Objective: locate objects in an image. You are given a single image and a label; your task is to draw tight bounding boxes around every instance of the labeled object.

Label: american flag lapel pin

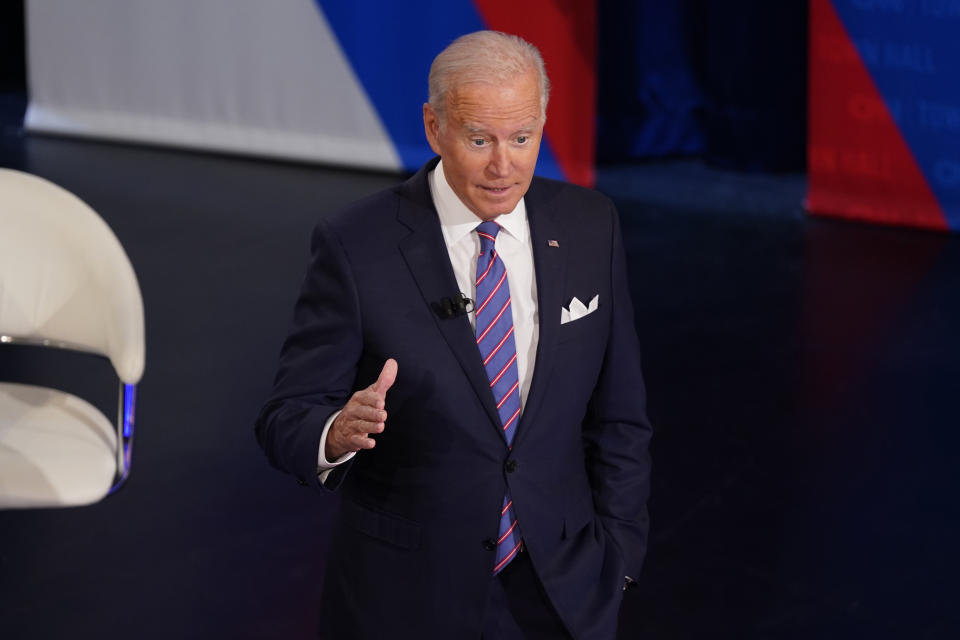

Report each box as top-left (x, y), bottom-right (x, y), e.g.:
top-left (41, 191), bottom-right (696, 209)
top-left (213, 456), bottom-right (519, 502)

top-left (547, 239), bottom-right (559, 248)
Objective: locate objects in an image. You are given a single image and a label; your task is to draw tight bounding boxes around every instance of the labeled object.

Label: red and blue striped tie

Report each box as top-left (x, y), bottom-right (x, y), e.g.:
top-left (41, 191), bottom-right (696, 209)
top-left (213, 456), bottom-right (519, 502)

top-left (474, 221), bottom-right (523, 574)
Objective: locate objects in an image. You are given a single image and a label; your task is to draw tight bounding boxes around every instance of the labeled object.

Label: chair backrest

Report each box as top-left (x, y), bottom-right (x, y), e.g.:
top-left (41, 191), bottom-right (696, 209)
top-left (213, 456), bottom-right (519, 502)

top-left (0, 169), bottom-right (145, 383)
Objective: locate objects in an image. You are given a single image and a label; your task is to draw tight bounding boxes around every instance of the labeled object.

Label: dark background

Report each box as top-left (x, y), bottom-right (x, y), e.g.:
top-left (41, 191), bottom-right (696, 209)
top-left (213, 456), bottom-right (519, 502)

top-left (597, 0), bottom-right (807, 171)
top-left (3, 2), bottom-right (959, 638)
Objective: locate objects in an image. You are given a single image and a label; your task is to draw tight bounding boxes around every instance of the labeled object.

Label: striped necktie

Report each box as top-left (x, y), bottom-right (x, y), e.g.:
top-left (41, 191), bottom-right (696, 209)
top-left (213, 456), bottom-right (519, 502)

top-left (474, 221), bottom-right (523, 574)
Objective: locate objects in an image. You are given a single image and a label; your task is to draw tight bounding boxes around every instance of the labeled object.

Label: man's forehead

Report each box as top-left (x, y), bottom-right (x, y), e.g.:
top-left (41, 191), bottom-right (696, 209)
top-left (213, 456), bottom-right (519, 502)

top-left (448, 70), bottom-right (538, 96)
top-left (445, 72), bottom-right (540, 104)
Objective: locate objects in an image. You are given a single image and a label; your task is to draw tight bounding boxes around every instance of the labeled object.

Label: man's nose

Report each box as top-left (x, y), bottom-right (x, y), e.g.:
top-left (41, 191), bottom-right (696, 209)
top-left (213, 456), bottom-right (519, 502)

top-left (487, 144), bottom-right (510, 177)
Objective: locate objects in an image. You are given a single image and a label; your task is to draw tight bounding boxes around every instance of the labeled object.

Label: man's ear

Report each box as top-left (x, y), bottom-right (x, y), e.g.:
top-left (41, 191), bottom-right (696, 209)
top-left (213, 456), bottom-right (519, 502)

top-left (423, 103), bottom-right (442, 156)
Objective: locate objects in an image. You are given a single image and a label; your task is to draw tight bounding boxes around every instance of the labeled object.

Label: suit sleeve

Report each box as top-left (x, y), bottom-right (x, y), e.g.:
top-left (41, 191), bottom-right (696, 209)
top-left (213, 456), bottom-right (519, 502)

top-left (255, 219), bottom-right (362, 492)
top-left (582, 201), bottom-right (653, 579)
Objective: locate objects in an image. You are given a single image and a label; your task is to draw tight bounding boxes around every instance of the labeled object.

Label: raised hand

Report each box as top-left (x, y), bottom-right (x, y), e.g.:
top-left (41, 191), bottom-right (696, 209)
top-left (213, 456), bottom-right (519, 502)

top-left (325, 359), bottom-right (398, 461)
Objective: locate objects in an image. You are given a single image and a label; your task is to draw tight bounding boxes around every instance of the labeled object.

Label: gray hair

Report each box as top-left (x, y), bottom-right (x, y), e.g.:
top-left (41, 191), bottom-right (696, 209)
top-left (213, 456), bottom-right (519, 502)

top-left (428, 31), bottom-right (550, 126)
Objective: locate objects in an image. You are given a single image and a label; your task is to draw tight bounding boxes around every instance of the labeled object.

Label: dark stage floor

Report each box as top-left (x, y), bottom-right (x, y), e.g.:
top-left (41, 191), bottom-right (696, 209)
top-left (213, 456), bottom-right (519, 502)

top-left (1, 131), bottom-right (958, 639)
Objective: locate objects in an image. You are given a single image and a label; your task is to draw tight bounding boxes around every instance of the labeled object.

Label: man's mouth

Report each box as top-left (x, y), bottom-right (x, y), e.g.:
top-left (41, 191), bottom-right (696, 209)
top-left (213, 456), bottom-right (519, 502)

top-left (480, 185), bottom-right (512, 194)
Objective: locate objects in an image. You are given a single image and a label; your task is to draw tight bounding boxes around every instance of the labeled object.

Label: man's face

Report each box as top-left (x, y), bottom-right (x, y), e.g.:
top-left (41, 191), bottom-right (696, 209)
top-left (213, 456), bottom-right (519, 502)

top-left (423, 70), bottom-right (544, 221)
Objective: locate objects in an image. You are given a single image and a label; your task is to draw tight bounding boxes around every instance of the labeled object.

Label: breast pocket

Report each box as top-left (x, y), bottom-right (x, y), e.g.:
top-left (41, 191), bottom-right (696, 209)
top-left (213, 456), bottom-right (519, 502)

top-left (558, 308), bottom-right (605, 344)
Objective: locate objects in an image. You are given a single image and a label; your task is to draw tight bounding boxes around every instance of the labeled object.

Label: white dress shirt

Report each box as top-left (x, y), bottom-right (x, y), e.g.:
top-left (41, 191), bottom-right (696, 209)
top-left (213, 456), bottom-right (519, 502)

top-left (317, 160), bottom-right (540, 478)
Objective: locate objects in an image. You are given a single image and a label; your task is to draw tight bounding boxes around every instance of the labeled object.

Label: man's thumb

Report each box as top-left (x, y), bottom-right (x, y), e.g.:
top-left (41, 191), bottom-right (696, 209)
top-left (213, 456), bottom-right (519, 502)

top-left (372, 358), bottom-right (398, 395)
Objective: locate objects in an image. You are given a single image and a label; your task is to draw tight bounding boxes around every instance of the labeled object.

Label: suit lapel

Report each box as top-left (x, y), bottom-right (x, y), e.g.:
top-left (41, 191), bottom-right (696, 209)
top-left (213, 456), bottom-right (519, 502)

top-left (396, 162), bottom-right (504, 435)
top-left (514, 180), bottom-right (566, 450)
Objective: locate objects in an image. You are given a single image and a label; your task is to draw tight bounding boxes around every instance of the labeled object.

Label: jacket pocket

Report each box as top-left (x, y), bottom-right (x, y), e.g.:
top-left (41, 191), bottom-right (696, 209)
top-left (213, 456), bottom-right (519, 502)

top-left (341, 499), bottom-right (422, 550)
top-left (558, 308), bottom-right (604, 344)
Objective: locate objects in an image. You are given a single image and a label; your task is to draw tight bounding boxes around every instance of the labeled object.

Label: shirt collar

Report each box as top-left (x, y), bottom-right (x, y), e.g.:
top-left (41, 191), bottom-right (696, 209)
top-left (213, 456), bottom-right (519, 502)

top-left (428, 159), bottom-right (528, 248)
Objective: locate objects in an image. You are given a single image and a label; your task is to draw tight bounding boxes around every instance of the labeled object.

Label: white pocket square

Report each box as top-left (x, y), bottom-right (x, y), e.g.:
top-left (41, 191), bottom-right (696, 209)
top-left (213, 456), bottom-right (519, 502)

top-left (561, 294), bottom-right (599, 324)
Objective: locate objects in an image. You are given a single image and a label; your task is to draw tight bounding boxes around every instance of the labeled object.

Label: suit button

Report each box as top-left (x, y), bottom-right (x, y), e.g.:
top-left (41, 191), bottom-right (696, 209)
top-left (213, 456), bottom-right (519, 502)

top-left (482, 538), bottom-right (497, 551)
top-left (505, 459), bottom-right (519, 473)
top-left (296, 478), bottom-right (308, 487)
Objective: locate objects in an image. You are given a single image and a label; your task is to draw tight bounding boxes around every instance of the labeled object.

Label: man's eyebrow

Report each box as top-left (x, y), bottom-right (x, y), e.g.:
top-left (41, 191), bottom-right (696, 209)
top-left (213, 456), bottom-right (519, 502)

top-left (461, 121), bottom-right (539, 135)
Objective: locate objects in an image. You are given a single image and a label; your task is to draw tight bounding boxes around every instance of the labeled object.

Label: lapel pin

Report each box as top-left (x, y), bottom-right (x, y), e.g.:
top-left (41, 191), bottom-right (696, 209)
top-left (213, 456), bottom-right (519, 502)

top-left (547, 240), bottom-right (559, 248)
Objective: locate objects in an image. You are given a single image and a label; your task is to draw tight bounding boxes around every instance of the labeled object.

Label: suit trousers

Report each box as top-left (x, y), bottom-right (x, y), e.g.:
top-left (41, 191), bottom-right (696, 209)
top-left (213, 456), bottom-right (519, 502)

top-left (482, 549), bottom-right (573, 640)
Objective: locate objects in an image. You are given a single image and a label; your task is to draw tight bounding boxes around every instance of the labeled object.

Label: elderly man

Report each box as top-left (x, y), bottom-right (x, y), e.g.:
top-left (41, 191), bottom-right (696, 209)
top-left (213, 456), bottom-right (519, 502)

top-left (256, 31), bottom-right (651, 639)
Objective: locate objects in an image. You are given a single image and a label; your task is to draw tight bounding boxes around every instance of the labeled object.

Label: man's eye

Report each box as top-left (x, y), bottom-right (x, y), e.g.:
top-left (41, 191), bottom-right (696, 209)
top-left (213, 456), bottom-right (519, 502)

top-left (472, 139), bottom-right (486, 146)
top-left (516, 136), bottom-right (528, 144)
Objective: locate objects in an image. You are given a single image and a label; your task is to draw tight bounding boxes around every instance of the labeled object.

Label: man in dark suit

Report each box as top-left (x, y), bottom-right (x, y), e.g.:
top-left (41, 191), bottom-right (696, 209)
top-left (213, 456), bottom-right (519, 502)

top-left (256, 31), bottom-right (652, 639)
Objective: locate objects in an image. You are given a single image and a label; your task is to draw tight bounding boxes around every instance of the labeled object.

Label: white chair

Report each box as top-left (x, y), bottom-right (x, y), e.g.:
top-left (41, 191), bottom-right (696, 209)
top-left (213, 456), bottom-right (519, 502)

top-left (0, 169), bottom-right (145, 508)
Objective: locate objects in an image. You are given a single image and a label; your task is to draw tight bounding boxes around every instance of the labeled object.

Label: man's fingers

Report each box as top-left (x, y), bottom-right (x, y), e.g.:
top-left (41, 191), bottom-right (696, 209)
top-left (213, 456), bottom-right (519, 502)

top-left (344, 403), bottom-right (386, 424)
top-left (351, 388), bottom-right (385, 410)
top-left (328, 415), bottom-right (382, 457)
top-left (343, 424), bottom-right (378, 449)
top-left (372, 358), bottom-right (398, 395)
top-left (353, 435), bottom-right (377, 450)
top-left (345, 418), bottom-right (384, 435)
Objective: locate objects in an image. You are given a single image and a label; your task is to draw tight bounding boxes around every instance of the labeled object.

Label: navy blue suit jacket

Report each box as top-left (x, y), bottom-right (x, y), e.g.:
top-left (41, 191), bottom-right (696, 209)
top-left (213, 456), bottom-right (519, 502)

top-left (256, 158), bottom-right (652, 639)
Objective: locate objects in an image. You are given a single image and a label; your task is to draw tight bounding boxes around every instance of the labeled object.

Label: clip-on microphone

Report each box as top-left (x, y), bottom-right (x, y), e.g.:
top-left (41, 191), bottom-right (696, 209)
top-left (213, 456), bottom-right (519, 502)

top-left (432, 294), bottom-right (474, 319)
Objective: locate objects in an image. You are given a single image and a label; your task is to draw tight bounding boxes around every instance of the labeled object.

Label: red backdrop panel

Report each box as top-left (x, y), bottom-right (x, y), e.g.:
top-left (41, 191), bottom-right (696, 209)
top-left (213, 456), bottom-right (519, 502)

top-left (807, 0), bottom-right (947, 231)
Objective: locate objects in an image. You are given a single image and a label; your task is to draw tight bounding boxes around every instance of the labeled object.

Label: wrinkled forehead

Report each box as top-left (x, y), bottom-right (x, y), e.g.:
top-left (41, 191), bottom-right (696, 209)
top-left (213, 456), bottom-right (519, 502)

top-left (445, 77), bottom-right (543, 126)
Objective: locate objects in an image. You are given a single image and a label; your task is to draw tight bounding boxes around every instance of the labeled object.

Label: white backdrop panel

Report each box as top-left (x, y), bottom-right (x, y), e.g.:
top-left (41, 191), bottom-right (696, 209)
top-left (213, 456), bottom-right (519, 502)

top-left (25, 0), bottom-right (401, 171)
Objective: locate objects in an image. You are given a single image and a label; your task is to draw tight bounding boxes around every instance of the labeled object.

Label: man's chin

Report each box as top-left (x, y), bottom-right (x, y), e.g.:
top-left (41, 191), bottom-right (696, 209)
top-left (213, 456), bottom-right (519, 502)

top-left (472, 195), bottom-right (522, 220)
top-left (475, 206), bottom-right (518, 221)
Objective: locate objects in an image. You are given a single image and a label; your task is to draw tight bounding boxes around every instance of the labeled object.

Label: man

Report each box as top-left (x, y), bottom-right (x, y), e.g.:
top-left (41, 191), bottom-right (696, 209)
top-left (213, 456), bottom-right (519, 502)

top-left (256, 31), bottom-right (651, 639)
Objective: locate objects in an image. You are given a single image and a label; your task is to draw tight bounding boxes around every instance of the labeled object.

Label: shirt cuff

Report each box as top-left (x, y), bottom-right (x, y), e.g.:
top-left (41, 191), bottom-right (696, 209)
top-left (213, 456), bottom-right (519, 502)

top-left (317, 409), bottom-right (356, 475)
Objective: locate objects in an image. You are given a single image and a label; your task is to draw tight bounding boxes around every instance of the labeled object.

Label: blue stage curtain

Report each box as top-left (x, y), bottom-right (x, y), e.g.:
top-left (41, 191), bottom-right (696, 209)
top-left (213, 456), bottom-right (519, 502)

top-left (597, 1), bottom-right (706, 163)
top-left (597, 0), bottom-right (807, 172)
